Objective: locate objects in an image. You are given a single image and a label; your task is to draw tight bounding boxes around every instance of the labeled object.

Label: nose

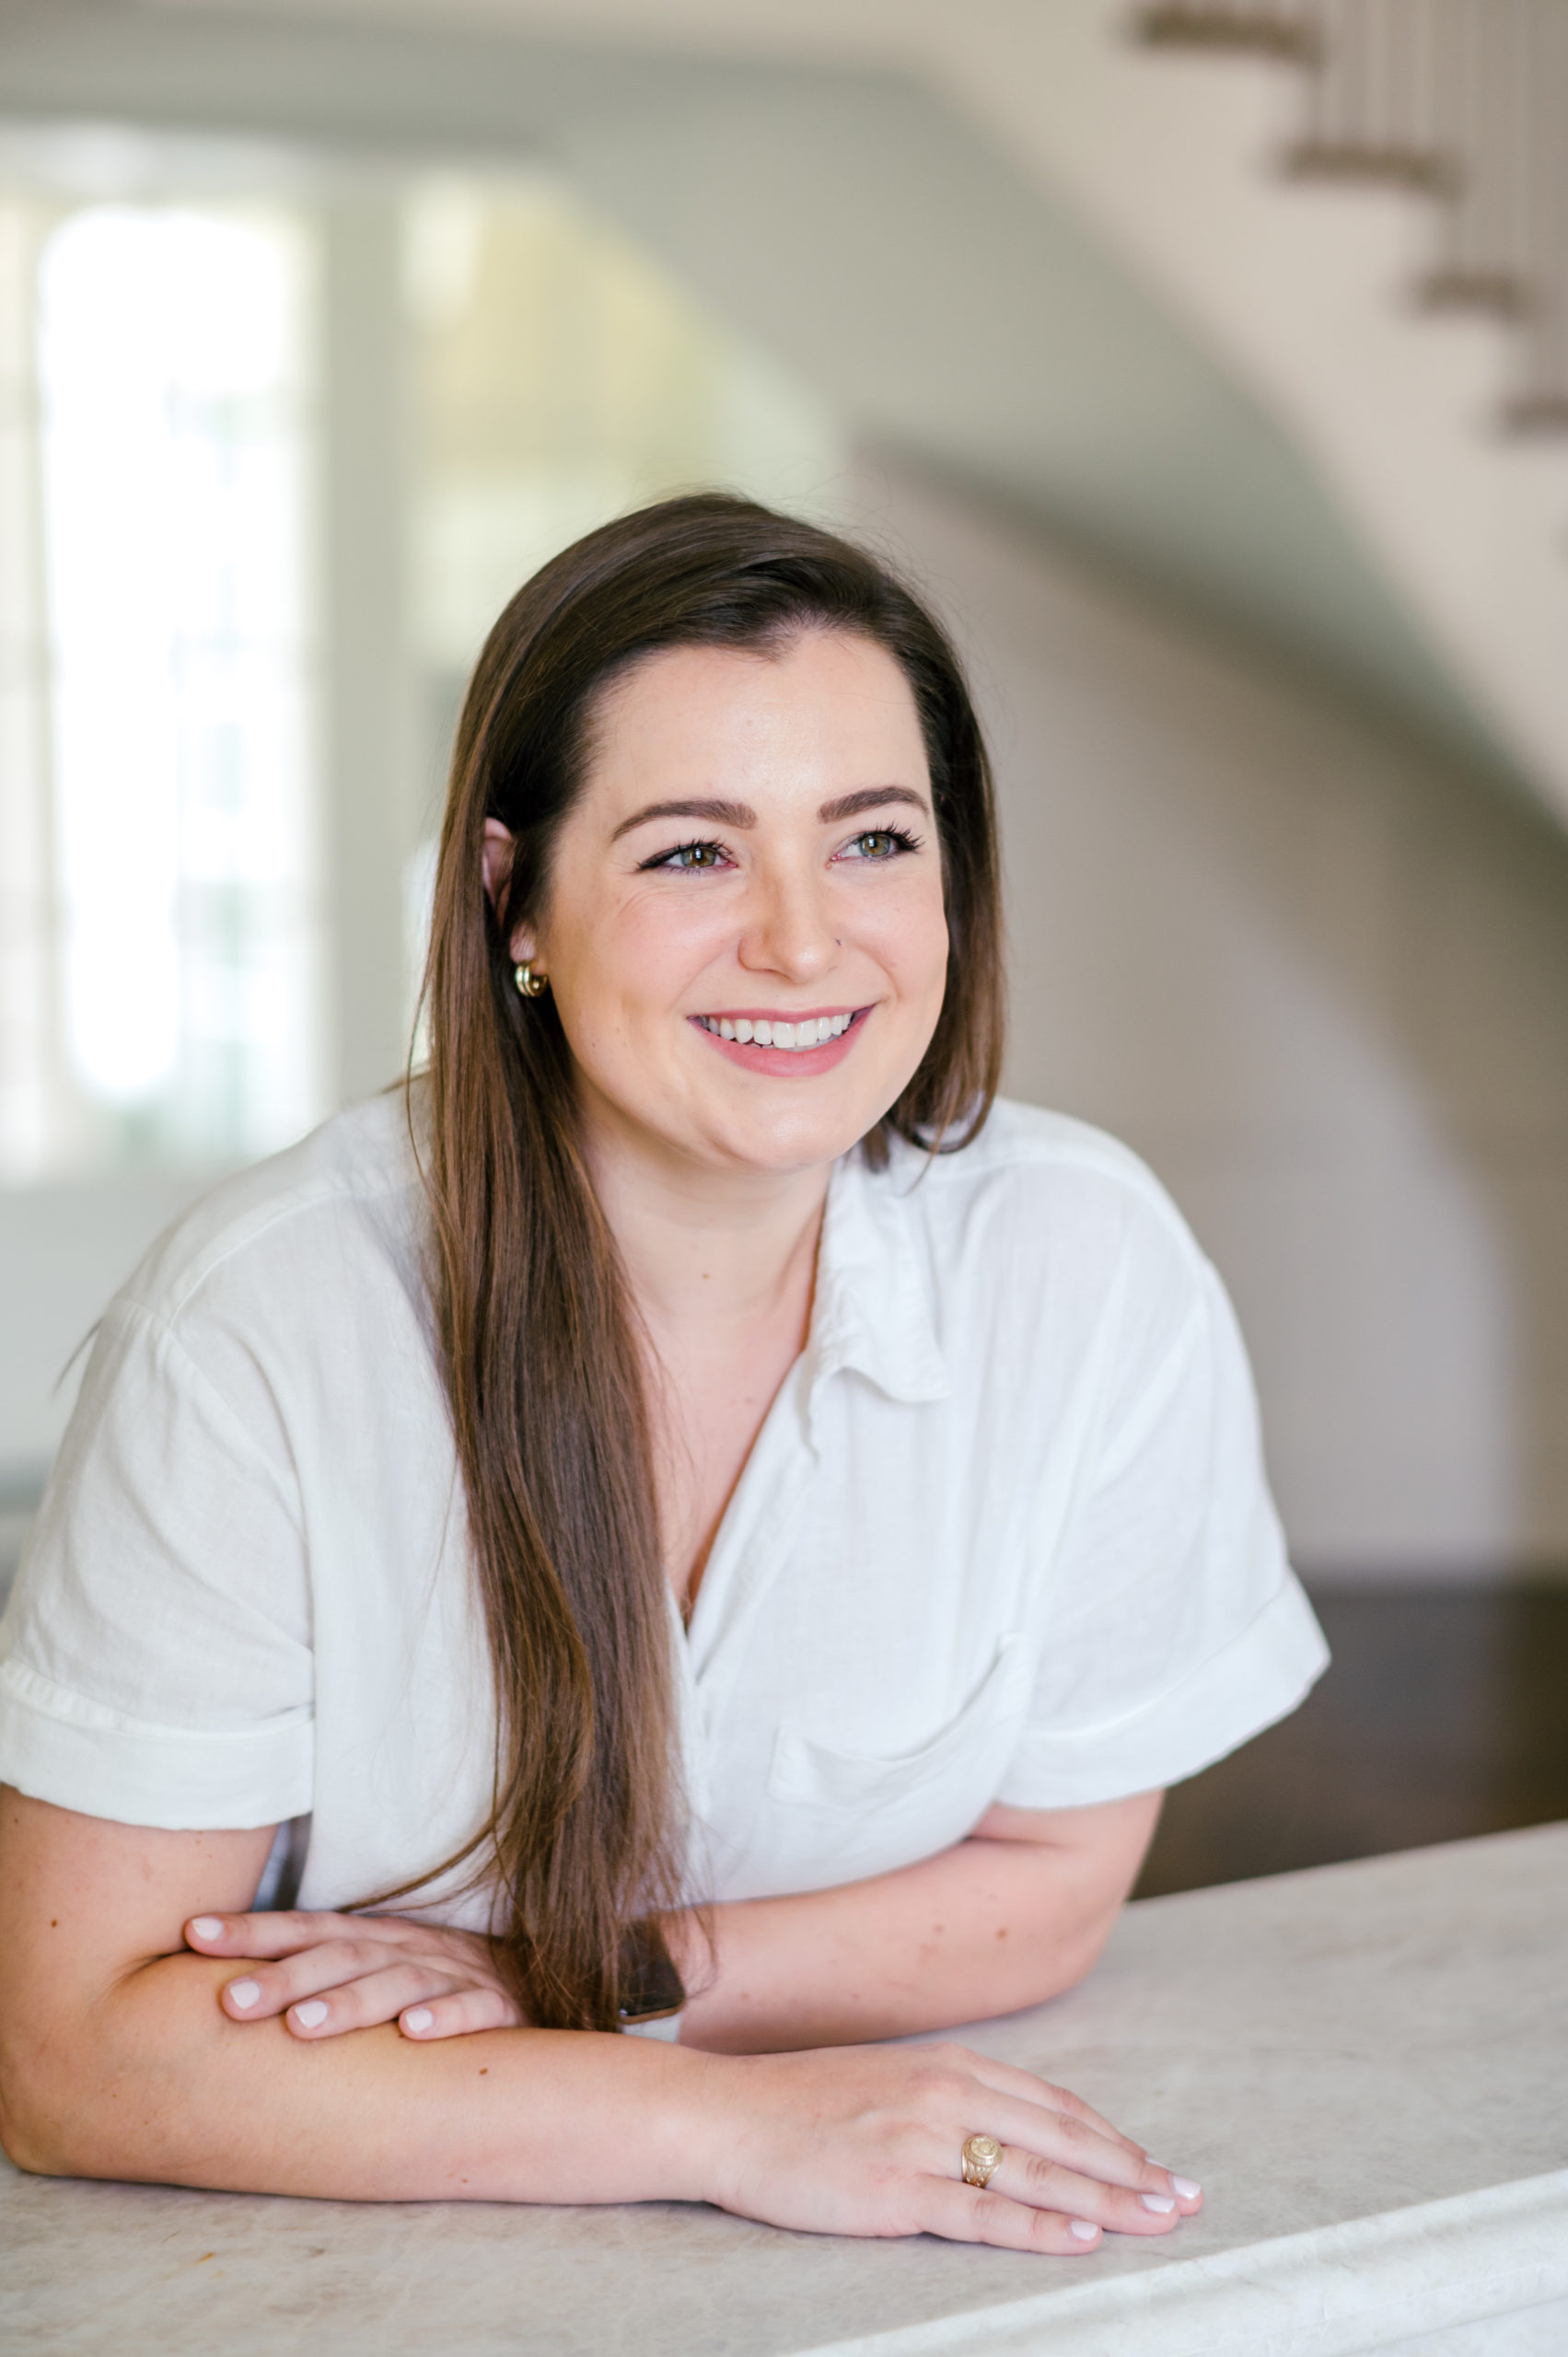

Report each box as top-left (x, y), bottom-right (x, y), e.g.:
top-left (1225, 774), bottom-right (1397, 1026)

top-left (736, 851), bottom-right (840, 982)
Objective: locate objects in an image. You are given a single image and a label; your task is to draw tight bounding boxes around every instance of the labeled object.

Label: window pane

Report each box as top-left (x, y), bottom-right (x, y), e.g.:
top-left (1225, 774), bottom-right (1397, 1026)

top-left (33, 201), bottom-right (322, 1167)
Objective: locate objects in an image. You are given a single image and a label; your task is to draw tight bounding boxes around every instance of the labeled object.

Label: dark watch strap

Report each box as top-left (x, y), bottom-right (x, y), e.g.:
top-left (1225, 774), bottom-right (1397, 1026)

top-left (617, 1918), bottom-right (686, 2025)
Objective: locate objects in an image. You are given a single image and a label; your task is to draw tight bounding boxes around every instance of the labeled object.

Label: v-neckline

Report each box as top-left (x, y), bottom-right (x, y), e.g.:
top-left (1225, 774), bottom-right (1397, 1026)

top-left (674, 1337), bottom-right (816, 1672)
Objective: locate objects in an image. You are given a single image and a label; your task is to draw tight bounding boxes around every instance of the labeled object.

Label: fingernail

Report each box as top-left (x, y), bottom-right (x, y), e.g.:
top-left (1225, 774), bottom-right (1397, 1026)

top-left (226, 1978), bottom-right (261, 2011)
top-left (1172, 2177), bottom-right (1202, 2200)
top-left (1069, 2219), bottom-right (1099, 2242)
top-left (403, 2007), bottom-right (435, 2034)
top-left (1140, 2193), bottom-right (1177, 2213)
top-left (190, 1916), bottom-right (224, 1940)
top-left (292, 2000), bottom-right (330, 2028)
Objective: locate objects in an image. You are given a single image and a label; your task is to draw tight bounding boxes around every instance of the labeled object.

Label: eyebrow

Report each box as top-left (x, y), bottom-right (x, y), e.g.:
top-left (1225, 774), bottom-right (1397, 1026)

top-left (818, 785), bottom-right (929, 824)
top-left (610, 784), bottom-right (929, 842)
top-left (611, 797), bottom-right (755, 842)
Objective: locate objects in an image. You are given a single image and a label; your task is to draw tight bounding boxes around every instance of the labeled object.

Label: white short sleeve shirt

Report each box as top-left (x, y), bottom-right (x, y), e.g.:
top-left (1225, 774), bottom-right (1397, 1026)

top-left (0, 1093), bottom-right (1327, 1918)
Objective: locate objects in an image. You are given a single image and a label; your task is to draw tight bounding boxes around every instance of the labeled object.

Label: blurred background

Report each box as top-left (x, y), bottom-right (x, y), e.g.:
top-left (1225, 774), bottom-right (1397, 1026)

top-left (1, 0), bottom-right (1565, 1891)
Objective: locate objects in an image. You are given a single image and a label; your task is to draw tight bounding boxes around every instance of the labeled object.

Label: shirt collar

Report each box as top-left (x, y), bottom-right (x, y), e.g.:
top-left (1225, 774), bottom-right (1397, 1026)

top-left (806, 1136), bottom-right (950, 1413)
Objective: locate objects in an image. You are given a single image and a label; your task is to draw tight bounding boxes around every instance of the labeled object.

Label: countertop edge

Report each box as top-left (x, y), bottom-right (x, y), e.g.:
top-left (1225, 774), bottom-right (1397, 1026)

top-left (799, 2167), bottom-right (1568, 2357)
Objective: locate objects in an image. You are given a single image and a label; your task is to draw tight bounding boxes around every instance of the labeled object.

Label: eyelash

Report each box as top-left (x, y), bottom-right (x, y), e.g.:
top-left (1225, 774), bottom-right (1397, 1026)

top-left (638, 826), bottom-right (923, 875)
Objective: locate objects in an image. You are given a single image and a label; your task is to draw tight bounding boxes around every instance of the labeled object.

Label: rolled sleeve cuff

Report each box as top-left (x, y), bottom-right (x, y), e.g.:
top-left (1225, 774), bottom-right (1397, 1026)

top-left (0, 1658), bottom-right (314, 1829)
top-left (994, 1574), bottom-right (1330, 1810)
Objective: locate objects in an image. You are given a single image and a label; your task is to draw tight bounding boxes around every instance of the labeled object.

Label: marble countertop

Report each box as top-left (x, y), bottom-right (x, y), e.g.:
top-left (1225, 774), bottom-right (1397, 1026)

top-left (4, 1822), bottom-right (1567, 2356)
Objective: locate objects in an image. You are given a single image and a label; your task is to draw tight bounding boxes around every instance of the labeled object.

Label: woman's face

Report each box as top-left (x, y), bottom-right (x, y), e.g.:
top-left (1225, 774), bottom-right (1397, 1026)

top-left (488, 629), bottom-right (950, 1179)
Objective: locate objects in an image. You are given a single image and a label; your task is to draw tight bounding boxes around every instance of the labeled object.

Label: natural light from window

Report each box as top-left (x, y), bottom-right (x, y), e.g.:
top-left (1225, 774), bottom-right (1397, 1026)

top-left (0, 150), bottom-right (843, 1186)
top-left (29, 202), bottom-right (321, 1170)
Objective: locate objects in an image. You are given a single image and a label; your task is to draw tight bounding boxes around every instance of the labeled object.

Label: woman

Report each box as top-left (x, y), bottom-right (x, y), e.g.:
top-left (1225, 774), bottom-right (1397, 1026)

top-left (0, 495), bottom-right (1325, 2250)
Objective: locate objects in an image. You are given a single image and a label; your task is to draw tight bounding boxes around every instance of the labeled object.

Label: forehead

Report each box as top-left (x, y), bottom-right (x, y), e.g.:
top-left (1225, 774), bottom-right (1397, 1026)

top-left (582, 631), bottom-right (928, 804)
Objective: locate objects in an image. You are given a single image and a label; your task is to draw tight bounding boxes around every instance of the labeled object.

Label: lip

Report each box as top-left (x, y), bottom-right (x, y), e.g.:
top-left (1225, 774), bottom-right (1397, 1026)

top-left (687, 1005), bottom-right (871, 1076)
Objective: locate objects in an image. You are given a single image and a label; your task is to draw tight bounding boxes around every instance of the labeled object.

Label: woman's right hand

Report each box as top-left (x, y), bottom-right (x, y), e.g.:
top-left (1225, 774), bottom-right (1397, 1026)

top-left (699, 2039), bottom-right (1202, 2252)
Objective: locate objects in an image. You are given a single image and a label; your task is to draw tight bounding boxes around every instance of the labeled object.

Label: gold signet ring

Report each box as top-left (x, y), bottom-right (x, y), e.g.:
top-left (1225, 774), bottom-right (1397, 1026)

top-left (960, 2133), bottom-right (1004, 2189)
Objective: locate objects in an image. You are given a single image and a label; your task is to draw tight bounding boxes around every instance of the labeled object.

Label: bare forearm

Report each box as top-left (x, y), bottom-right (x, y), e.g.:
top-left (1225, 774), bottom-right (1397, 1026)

top-left (1, 1792), bottom-right (1196, 2246)
top-left (6, 1949), bottom-right (714, 2202)
top-left (679, 1830), bottom-right (1129, 2055)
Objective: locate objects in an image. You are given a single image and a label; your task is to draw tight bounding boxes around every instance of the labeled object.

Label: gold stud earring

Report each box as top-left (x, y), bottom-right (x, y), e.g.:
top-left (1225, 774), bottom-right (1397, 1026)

top-left (513, 959), bottom-right (548, 999)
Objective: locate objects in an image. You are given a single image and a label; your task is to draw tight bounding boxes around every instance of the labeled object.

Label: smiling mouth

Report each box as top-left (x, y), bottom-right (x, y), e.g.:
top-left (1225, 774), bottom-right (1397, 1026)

top-left (691, 1009), bottom-right (864, 1054)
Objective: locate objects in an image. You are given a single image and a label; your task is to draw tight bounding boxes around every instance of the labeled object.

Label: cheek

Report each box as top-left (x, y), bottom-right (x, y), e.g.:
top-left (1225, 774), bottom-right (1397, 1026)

top-left (552, 886), bottom-right (726, 1048)
top-left (612, 884), bottom-right (734, 970)
top-left (861, 878), bottom-right (950, 1004)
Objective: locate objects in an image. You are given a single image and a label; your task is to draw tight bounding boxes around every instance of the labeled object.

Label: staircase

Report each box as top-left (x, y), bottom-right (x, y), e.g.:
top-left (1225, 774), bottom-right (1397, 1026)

top-left (1136, 1), bottom-right (1568, 434)
top-left (913, 0), bottom-right (1568, 823)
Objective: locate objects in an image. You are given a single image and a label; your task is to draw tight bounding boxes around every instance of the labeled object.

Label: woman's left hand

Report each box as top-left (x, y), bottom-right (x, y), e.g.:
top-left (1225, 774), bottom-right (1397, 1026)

top-left (184, 1908), bottom-right (526, 2040)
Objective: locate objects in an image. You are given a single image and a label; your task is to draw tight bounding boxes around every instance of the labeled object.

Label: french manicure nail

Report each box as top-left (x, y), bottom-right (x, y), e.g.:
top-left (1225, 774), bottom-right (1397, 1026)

top-left (1172, 2176), bottom-right (1202, 2200)
top-left (293, 2000), bottom-right (330, 2028)
top-left (190, 1916), bottom-right (224, 1940)
top-left (226, 1978), bottom-right (261, 2010)
top-left (1069, 2219), bottom-right (1098, 2242)
top-left (403, 2007), bottom-right (435, 2034)
top-left (1140, 2193), bottom-right (1177, 2213)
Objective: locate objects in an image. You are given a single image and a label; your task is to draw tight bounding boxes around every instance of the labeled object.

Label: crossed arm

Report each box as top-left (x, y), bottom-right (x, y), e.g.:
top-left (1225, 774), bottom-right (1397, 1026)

top-left (0, 1782), bottom-right (1200, 2250)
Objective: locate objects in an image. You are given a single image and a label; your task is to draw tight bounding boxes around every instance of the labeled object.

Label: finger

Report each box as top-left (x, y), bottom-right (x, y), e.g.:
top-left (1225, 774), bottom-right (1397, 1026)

top-left (970, 2068), bottom-right (1203, 2203)
top-left (984, 2145), bottom-right (1188, 2236)
top-left (1144, 2160), bottom-right (1205, 2212)
top-left (285, 1962), bottom-right (473, 2038)
top-left (958, 2053), bottom-right (1144, 2154)
top-left (188, 1910), bottom-right (397, 1960)
top-left (917, 2178), bottom-right (1103, 2255)
top-left (217, 1937), bottom-right (445, 2023)
top-left (950, 2093), bottom-right (1173, 2199)
top-left (399, 1986), bottom-right (523, 2039)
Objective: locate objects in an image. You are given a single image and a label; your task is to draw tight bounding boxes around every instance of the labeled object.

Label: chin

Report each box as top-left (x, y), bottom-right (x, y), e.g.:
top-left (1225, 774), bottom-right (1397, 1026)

top-left (695, 1086), bottom-right (901, 1175)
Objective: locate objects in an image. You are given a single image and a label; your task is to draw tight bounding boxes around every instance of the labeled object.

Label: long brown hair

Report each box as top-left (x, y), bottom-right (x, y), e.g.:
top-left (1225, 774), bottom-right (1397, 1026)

top-left (417, 493), bottom-right (1005, 2030)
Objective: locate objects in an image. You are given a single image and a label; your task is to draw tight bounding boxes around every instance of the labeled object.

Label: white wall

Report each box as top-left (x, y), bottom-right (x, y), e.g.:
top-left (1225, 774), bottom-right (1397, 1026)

top-left (850, 457), bottom-right (1568, 1577)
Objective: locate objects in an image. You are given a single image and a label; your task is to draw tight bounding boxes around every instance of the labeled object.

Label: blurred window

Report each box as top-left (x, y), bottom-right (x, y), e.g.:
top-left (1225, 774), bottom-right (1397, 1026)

top-left (399, 175), bottom-right (844, 1031)
top-left (405, 175), bottom-right (842, 682)
top-left (0, 154), bottom-right (842, 1183)
top-left (1, 196), bottom-right (323, 1180)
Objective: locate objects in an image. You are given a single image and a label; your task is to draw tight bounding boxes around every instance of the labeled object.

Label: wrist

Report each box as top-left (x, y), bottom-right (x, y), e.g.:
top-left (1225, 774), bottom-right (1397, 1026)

top-left (638, 2043), bottom-right (738, 2206)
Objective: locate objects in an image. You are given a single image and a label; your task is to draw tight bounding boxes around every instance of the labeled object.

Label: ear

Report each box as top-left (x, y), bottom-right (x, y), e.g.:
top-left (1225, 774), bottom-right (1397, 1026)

top-left (481, 818), bottom-right (514, 911)
top-left (482, 819), bottom-right (538, 964)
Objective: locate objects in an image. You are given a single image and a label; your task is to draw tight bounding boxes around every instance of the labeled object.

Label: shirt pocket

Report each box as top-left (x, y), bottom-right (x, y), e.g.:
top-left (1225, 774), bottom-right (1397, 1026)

top-left (758, 1633), bottom-right (1034, 1891)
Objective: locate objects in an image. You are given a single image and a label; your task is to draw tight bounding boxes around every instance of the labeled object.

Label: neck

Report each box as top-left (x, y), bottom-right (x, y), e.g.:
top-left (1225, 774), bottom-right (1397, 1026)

top-left (576, 1096), bottom-right (834, 1346)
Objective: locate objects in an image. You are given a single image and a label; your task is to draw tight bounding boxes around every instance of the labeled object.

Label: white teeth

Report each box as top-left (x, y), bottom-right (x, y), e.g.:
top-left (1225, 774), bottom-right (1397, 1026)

top-left (700, 1012), bottom-right (857, 1049)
